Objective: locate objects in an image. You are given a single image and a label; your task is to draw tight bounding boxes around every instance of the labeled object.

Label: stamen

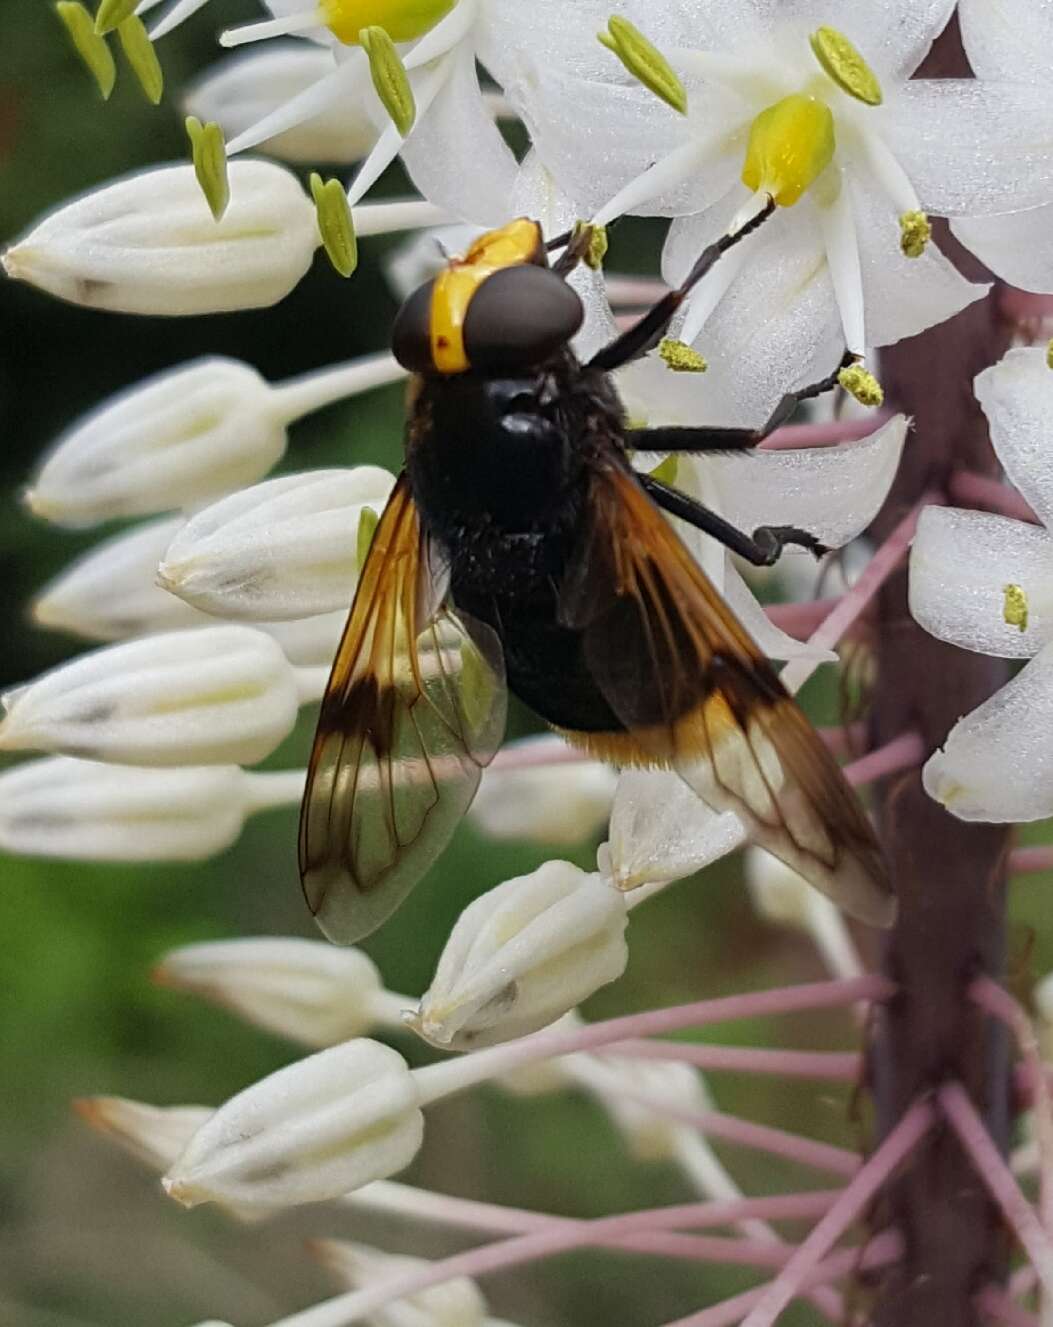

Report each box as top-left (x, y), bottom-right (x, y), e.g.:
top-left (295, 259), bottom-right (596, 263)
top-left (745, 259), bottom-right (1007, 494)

top-left (678, 239), bottom-right (751, 346)
top-left (226, 53), bottom-right (366, 156)
top-left (597, 16), bottom-right (687, 115)
top-left (1003, 584), bottom-right (1029, 632)
top-left (220, 10), bottom-right (323, 49)
top-left (819, 175), bottom-right (866, 355)
top-left (592, 139), bottom-right (707, 227)
top-left (150, 0), bottom-right (215, 40)
top-left (809, 26), bottom-right (882, 106)
top-left (343, 56), bottom-right (447, 208)
top-left (116, 15), bottom-right (163, 104)
top-left (899, 209), bottom-right (931, 258)
top-left (659, 339), bottom-right (706, 372)
top-left (858, 123), bottom-right (923, 214)
top-left (311, 173), bottom-right (358, 277)
top-left (55, 1), bottom-right (116, 100)
top-left (360, 25), bottom-right (415, 135)
top-left (837, 363), bottom-right (884, 407)
top-left (741, 94), bottom-right (835, 207)
top-left (185, 116), bottom-right (229, 221)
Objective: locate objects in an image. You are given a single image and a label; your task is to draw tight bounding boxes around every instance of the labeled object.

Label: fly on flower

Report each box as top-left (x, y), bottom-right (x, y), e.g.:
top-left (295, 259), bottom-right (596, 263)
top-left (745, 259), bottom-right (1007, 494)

top-left (299, 208), bottom-right (895, 943)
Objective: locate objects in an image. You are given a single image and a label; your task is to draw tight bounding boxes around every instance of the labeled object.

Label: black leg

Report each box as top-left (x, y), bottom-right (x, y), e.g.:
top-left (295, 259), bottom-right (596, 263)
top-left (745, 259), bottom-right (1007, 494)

top-left (625, 349), bottom-right (860, 455)
top-left (589, 195), bottom-right (776, 373)
top-left (639, 473), bottom-right (829, 566)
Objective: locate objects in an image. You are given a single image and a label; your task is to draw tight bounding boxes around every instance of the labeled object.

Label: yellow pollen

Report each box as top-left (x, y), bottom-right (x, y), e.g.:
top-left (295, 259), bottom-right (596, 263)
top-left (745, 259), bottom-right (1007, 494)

top-left (838, 363), bottom-right (884, 407)
top-left (1003, 583), bottom-right (1029, 632)
top-left (741, 94), bottom-right (836, 207)
top-left (658, 338), bottom-right (706, 372)
top-left (319, 0), bottom-right (454, 45)
top-left (1047, 338), bottom-right (1053, 370)
top-left (899, 210), bottom-right (931, 258)
top-left (809, 26), bottom-right (883, 105)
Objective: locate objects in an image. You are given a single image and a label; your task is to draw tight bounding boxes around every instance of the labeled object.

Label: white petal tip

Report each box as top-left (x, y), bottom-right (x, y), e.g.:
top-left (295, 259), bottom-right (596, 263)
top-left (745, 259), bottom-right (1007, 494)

top-left (161, 1173), bottom-right (201, 1208)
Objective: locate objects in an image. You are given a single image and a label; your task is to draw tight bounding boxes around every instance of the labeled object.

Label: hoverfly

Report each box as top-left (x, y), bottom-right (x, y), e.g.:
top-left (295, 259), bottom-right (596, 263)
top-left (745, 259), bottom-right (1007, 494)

top-left (299, 205), bottom-right (894, 943)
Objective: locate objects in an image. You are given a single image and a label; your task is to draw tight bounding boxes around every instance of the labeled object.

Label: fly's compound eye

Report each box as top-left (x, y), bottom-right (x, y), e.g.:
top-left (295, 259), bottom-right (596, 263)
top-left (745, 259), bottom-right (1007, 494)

top-left (463, 266), bottom-right (584, 373)
top-left (391, 278), bottom-right (436, 372)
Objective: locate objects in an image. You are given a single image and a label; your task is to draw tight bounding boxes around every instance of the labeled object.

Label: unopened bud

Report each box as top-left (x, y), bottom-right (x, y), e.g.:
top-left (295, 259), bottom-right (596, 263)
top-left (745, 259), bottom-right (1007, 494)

top-left (154, 937), bottom-right (398, 1048)
top-left (310, 1239), bottom-right (488, 1327)
top-left (159, 467), bottom-right (396, 621)
top-left (164, 1039), bottom-right (423, 1208)
top-left (0, 626), bottom-right (301, 767)
top-left (74, 1095), bottom-right (209, 1172)
top-left (411, 862), bottom-right (628, 1051)
top-left (32, 518), bottom-right (207, 639)
top-left (3, 161), bottom-right (318, 315)
top-left (0, 757), bottom-right (253, 860)
top-left (469, 759), bottom-right (616, 845)
top-left (25, 358), bottom-right (287, 526)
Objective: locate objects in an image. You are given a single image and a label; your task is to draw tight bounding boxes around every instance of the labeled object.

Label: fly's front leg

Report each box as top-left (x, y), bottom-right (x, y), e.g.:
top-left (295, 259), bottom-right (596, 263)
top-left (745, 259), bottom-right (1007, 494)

top-left (639, 474), bottom-right (829, 567)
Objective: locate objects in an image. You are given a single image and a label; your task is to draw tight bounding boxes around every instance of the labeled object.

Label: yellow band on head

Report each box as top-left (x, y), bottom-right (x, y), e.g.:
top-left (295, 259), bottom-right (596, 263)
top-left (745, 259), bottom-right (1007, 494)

top-left (429, 218), bottom-right (543, 374)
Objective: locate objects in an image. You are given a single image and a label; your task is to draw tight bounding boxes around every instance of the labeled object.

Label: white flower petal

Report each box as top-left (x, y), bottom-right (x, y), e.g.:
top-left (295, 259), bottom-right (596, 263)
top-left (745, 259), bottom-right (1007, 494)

top-left (26, 358), bottom-right (286, 527)
top-left (469, 760), bottom-right (617, 845)
top-left (975, 346), bottom-right (1053, 530)
top-left (0, 757), bottom-right (250, 860)
top-left (605, 769), bottom-right (745, 891)
top-left (33, 518), bottom-right (208, 641)
top-left (882, 81), bottom-right (1053, 218)
top-left (400, 47), bottom-right (518, 226)
top-left (2, 162), bottom-right (318, 315)
top-left (848, 169), bottom-right (989, 346)
top-left (155, 937), bottom-right (387, 1049)
top-left (0, 626), bottom-right (301, 767)
top-left (185, 45), bottom-right (379, 164)
top-left (909, 506), bottom-right (1053, 658)
top-left (707, 415), bottom-right (908, 547)
top-left (165, 1040), bottom-right (423, 1208)
top-left (722, 563), bottom-right (838, 666)
top-left (159, 467), bottom-right (395, 621)
top-left (952, 204), bottom-right (1053, 296)
top-left (413, 862), bottom-right (628, 1050)
top-left (924, 640), bottom-right (1053, 822)
top-left (958, 0), bottom-right (1053, 84)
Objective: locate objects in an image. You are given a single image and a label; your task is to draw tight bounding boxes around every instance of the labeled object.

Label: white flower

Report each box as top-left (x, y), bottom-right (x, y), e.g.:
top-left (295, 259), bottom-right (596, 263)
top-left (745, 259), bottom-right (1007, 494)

top-left (911, 347), bottom-right (1053, 820)
top-left (511, 1), bottom-right (1053, 419)
top-left (74, 1095), bottom-right (209, 1173)
top-left (0, 626), bottom-right (304, 767)
top-left (411, 861), bottom-right (629, 1051)
top-left (310, 1239), bottom-right (489, 1327)
top-left (185, 44), bottom-right (380, 164)
top-left (164, 1039), bottom-right (424, 1208)
top-left (0, 757), bottom-right (270, 861)
top-left (468, 751), bottom-right (617, 845)
top-left (25, 351), bottom-right (404, 530)
top-left (32, 518), bottom-right (208, 639)
top-left (159, 466), bottom-right (396, 622)
top-left (154, 937), bottom-right (406, 1048)
top-left (3, 161), bottom-right (319, 315)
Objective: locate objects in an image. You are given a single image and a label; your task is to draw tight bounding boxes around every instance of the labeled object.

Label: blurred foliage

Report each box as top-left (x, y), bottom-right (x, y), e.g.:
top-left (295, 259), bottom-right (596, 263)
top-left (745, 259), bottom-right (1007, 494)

top-left (2, 6), bottom-right (1050, 1327)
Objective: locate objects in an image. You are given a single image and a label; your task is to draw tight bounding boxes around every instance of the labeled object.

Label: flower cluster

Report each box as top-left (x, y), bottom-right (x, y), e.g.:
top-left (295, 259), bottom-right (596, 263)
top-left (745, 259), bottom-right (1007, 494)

top-left (8, 0), bottom-right (1053, 1323)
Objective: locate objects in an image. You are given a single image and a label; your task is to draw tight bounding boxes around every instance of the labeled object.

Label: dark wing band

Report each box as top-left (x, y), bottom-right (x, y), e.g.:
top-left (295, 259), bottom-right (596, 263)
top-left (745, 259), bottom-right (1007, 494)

top-left (299, 474), bottom-right (506, 943)
top-left (560, 457), bottom-right (894, 928)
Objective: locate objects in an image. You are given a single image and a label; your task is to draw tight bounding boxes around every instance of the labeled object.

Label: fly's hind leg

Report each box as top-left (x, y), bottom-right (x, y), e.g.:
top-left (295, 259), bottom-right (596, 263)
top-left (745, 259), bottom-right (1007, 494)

top-left (639, 473), bottom-right (829, 567)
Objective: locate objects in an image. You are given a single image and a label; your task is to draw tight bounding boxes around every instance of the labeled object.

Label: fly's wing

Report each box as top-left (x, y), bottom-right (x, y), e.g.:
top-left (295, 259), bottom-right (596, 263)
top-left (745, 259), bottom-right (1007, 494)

top-left (561, 457), bottom-right (894, 928)
top-left (299, 474), bottom-right (506, 943)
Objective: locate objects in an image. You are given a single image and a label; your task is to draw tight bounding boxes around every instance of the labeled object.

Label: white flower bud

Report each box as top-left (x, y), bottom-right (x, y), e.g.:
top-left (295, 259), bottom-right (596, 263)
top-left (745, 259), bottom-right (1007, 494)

top-left (603, 770), bottom-right (745, 891)
top-left (2, 161), bottom-right (318, 315)
top-left (154, 937), bottom-right (402, 1048)
top-left (74, 1095), bottom-right (209, 1172)
top-left (0, 757), bottom-right (253, 860)
top-left (744, 846), bottom-right (817, 928)
top-left (412, 862), bottom-right (629, 1051)
top-left (186, 46), bottom-right (380, 165)
top-left (32, 518), bottom-right (208, 639)
top-left (164, 1039), bottom-right (424, 1208)
top-left (159, 467), bottom-right (396, 621)
top-left (257, 611), bottom-right (345, 666)
top-left (469, 759), bottom-right (617, 845)
top-left (26, 358), bottom-right (288, 527)
top-left (569, 1054), bottom-right (709, 1162)
top-left (493, 1012), bottom-right (581, 1097)
top-left (0, 626), bottom-right (300, 766)
top-left (310, 1239), bottom-right (488, 1327)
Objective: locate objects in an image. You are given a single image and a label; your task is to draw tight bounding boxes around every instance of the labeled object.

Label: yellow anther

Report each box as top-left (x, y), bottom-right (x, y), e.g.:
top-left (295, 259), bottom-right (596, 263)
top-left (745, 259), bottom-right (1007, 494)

top-left (741, 94), bottom-right (835, 207)
top-left (598, 16), bottom-right (687, 116)
top-left (809, 26), bottom-right (882, 105)
top-left (1047, 338), bottom-right (1053, 370)
top-left (648, 454), bottom-right (679, 486)
top-left (838, 363), bottom-right (884, 407)
top-left (310, 173), bottom-right (358, 278)
top-left (319, 0), bottom-right (453, 45)
top-left (359, 25), bottom-right (415, 135)
top-left (185, 117), bottom-right (229, 221)
top-left (899, 210), bottom-right (931, 259)
top-left (1003, 583), bottom-right (1029, 633)
top-left (56, 1), bottom-right (115, 100)
top-left (659, 338), bottom-right (707, 373)
top-left (573, 220), bottom-right (608, 270)
top-left (356, 505), bottom-right (379, 570)
top-left (117, 15), bottom-right (163, 104)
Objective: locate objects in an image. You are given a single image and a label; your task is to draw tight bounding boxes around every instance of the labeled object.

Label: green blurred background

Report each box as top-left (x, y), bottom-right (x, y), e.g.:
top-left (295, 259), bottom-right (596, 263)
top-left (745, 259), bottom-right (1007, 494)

top-left (1, 6), bottom-right (1048, 1325)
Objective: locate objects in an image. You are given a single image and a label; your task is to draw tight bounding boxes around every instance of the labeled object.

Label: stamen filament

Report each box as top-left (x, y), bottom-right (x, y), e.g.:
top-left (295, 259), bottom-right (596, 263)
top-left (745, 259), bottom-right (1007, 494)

top-left (270, 349), bottom-right (407, 423)
top-left (345, 58), bottom-right (449, 207)
top-left (220, 9), bottom-right (323, 49)
top-left (819, 175), bottom-right (866, 355)
top-left (149, 0), bottom-right (212, 40)
top-left (226, 52), bottom-right (366, 155)
top-left (592, 139), bottom-right (708, 227)
top-left (858, 123), bottom-right (922, 215)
